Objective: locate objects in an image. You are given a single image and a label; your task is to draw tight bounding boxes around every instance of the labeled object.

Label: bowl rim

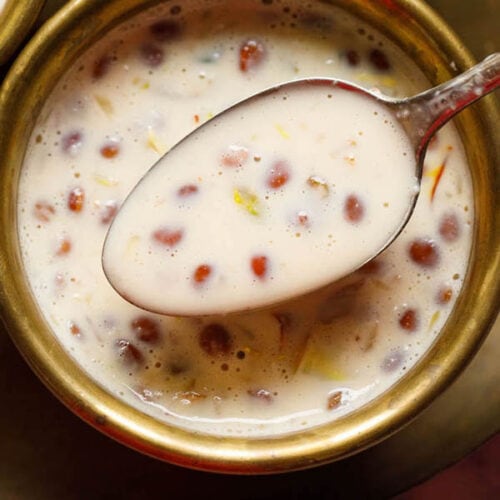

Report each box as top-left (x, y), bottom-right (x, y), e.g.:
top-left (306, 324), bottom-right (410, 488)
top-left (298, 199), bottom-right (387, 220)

top-left (0, 0), bottom-right (498, 474)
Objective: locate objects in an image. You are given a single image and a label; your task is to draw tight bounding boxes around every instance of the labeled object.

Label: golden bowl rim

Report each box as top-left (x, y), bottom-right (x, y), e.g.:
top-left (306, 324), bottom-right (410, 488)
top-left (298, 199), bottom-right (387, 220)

top-left (0, 0), bottom-right (498, 474)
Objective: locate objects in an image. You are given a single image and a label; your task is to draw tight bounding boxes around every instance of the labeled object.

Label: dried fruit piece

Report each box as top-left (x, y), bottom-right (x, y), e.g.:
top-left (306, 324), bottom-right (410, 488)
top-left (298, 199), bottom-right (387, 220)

top-left (399, 308), bottom-right (419, 332)
top-left (251, 255), bottom-right (268, 279)
top-left (199, 324), bottom-right (232, 356)
top-left (239, 39), bottom-right (266, 72)
top-left (193, 264), bottom-right (212, 284)
top-left (267, 160), bottom-right (290, 189)
top-left (100, 200), bottom-right (119, 225)
top-left (34, 201), bottom-right (55, 222)
top-left (327, 390), bottom-right (342, 410)
top-left (62, 131), bottom-right (83, 156)
top-left (68, 187), bottom-right (85, 213)
top-left (344, 49), bottom-right (360, 66)
top-left (177, 184), bottom-right (199, 197)
top-left (408, 238), bottom-right (440, 268)
top-left (436, 286), bottom-right (453, 305)
top-left (100, 141), bottom-right (120, 159)
top-left (56, 237), bottom-right (72, 256)
top-left (116, 339), bottom-right (143, 365)
top-left (439, 212), bottom-right (460, 242)
top-left (130, 316), bottom-right (160, 343)
top-left (295, 210), bottom-right (311, 228)
top-left (149, 20), bottom-right (181, 42)
top-left (92, 54), bottom-right (113, 80)
top-left (344, 194), bottom-right (364, 223)
top-left (221, 145), bottom-right (249, 168)
top-left (307, 175), bottom-right (329, 198)
top-left (69, 321), bottom-right (82, 337)
top-left (140, 43), bottom-right (165, 67)
top-left (152, 227), bottom-right (183, 247)
top-left (369, 48), bottom-right (391, 71)
top-left (233, 188), bottom-right (260, 216)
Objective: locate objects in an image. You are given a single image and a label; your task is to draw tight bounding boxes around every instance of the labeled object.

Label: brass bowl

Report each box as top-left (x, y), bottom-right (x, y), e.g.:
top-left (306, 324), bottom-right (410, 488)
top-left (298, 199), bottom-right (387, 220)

top-left (0, 0), bottom-right (498, 473)
top-left (0, 0), bottom-right (45, 66)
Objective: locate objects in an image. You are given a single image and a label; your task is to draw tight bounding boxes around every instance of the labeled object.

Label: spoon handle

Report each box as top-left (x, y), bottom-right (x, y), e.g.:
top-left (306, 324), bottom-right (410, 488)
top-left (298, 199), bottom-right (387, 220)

top-left (394, 53), bottom-right (500, 161)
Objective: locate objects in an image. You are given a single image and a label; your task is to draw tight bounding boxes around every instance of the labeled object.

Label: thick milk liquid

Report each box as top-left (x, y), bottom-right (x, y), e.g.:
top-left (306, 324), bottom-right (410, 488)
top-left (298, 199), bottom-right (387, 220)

top-left (18, 0), bottom-right (473, 437)
top-left (104, 83), bottom-right (418, 315)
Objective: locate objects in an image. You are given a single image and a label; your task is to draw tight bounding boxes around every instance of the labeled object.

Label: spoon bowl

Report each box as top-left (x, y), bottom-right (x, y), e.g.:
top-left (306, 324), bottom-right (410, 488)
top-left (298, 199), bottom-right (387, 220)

top-left (103, 53), bottom-right (499, 317)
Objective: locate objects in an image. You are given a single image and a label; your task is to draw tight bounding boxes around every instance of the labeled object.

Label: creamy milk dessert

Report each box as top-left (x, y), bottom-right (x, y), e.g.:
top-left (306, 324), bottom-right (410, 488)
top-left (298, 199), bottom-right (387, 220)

top-left (104, 82), bottom-right (418, 316)
top-left (18, 0), bottom-right (473, 437)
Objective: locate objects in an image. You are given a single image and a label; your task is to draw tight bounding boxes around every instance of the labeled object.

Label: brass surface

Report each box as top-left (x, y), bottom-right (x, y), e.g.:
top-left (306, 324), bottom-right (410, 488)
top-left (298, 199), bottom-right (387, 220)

top-left (0, 0), bottom-right (45, 65)
top-left (0, 0), bottom-right (498, 476)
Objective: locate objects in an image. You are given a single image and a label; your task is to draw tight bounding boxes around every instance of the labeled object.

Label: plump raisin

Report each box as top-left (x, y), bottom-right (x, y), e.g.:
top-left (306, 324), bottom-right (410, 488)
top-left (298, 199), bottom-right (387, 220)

top-left (152, 227), bottom-right (183, 247)
top-left (399, 308), bottom-right (419, 332)
top-left (69, 321), bottom-right (82, 337)
top-left (68, 187), bottom-right (85, 212)
top-left (149, 20), bottom-right (182, 42)
top-left (327, 390), bottom-right (342, 410)
top-left (100, 200), bottom-right (118, 225)
top-left (344, 194), bottom-right (364, 223)
top-left (116, 339), bottom-right (143, 365)
top-left (34, 201), bottom-right (55, 222)
top-left (199, 324), bottom-right (232, 356)
top-left (436, 286), bottom-right (453, 305)
top-left (439, 212), bottom-right (460, 242)
top-left (408, 238), bottom-right (440, 268)
top-left (92, 54), bottom-right (113, 80)
top-left (56, 237), bottom-right (72, 256)
top-left (239, 39), bottom-right (266, 72)
top-left (267, 160), bottom-right (290, 189)
top-left (221, 145), bottom-right (249, 168)
top-left (251, 255), bottom-right (268, 279)
top-left (62, 131), bottom-right (83, 156)
top-left (193, 264), bottom-right (212, 284)
top-left (140, 43), bottom-right (165, 67)
top-left (100, 141), bottom-right (120, 159)
top-left (369, 48), bottom-right (391, 71)
top-left (344, 49), bottom-right (360, 66)
top-left (177, 184), bottom-right (198, 197)
top-left (130, 316), bottom-right (160, 343)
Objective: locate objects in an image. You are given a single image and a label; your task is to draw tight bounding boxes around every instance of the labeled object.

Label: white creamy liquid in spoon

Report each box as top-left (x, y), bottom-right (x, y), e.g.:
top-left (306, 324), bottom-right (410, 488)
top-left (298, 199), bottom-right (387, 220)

top-left (104, 83), bottom-right (418, 315)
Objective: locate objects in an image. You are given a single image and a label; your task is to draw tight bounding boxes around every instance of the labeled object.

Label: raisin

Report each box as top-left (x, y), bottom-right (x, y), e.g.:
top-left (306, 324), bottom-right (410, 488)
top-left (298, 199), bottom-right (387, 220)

top-left (68, 187), bottom-right (85, 212)
top-left (56, 237), bottom-right (72, 256)
top-left (152, 227), bottom-right (183, 247)
top-left (62, 131), bottom-right (83, 156)
top-left (100, 141), bottom-right (120, 159)
top-left (327, 390), bottom-right (342, 410)
top-left (221, 145), bottom-right (249, 168)
top-left (92, 54), bottom-right (113, 80)
top-left (239, 39), bottom-right (266, 72)
top-left (439, 212), bottom-right (460, 242)
top-left (69, 321), bottom-right (82, 337)
top-left (295, 211), bottom-right (311, 227)
top-left (267, 160), bottom-right (290, 189)
top-left (345, 49), bottom-right (360, 66)
top-left (149, 20), bottom-right (182, 42)
top-left (399, 308), bottom-right (419, 332)
top-left (344, 194), bottom-right (364, 223)
top-left (199, 324), bottom-right (232, 356)
top-left (369, 48), bottom-right (391, 71)
top-left (34, 201), bottom-right (55, 222)
top-left (193, 264), bottom-right (212, 284)
top-left (130, 316), bottom-right (160, 343)
top-left (436, 286), bottom-right (453, 305)
top-left (251, 255), bottom-right (268, 279)
top-left (177, 184), bottom-right (198, 197)
top-left (140, 43), bottom-right (165, 67)
top-left (116, 339), bottom-right (143, 365)
top-left (408, 238), bottom-right (440, 268)
top-left (100, 200), bottom-right (119, 225)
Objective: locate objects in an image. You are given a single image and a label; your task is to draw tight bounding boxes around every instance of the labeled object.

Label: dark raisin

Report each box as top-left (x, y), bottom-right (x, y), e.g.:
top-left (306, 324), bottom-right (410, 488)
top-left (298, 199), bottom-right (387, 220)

top-left (199, 324), bottom-right (232, 356)
top-left (130, 316), bottom-right (160, 343)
